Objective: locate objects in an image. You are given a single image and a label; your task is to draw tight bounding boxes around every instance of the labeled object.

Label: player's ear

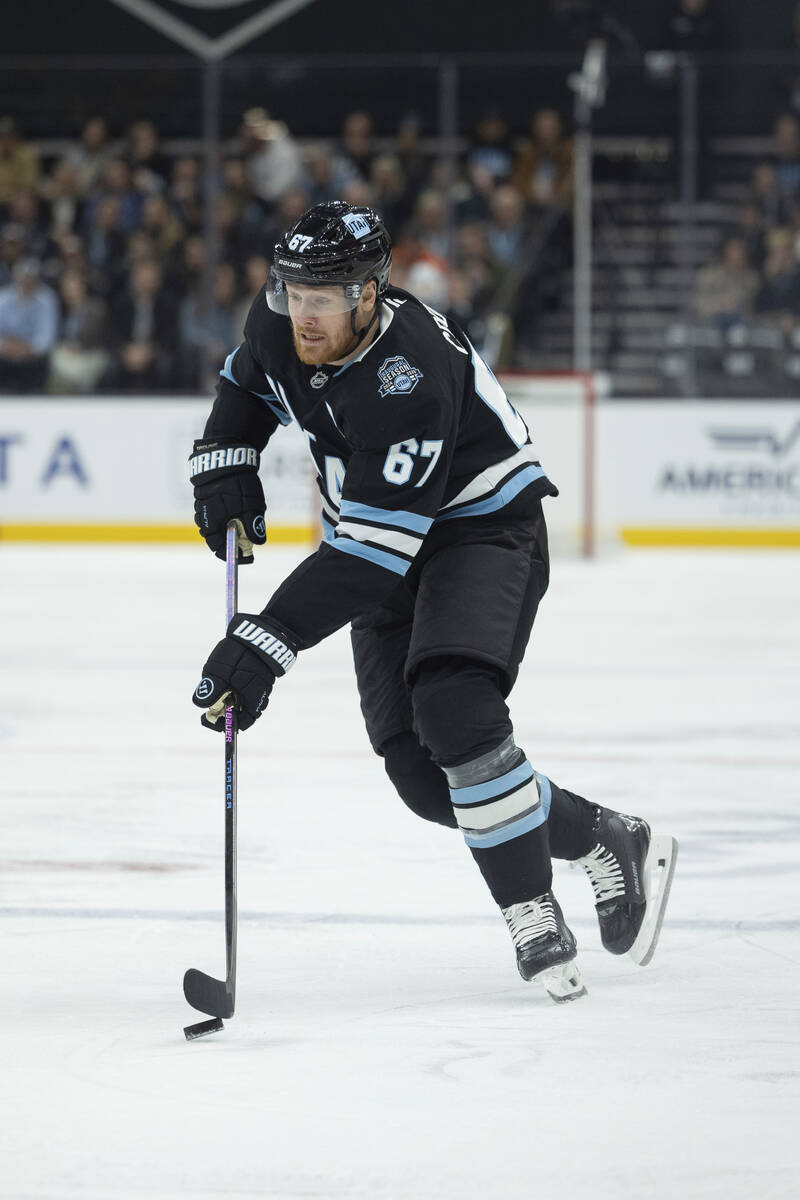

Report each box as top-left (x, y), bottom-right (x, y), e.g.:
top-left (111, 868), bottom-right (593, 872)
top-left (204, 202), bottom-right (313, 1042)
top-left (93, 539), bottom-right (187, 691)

top-left (362, 278), bottom-right (377, 308)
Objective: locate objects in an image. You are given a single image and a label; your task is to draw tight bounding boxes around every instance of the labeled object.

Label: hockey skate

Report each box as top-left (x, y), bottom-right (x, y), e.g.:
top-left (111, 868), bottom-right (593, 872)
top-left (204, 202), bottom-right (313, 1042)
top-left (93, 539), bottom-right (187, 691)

top-left (502, 892), bottom-right (587, 1003)
top-left (576, 808), bottom-right (678, 966)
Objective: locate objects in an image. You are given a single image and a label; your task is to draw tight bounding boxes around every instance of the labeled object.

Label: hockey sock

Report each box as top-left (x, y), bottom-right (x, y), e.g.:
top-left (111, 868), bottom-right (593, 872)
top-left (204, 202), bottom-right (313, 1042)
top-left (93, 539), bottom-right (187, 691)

top-left (546, 782), bottom-right (598, 861)
top-left (382, 732), bottom-right (586, 899)
top-left (409, 659), bottom-right (555, 906)
top-left (443, 735), bottom-right (553, 908)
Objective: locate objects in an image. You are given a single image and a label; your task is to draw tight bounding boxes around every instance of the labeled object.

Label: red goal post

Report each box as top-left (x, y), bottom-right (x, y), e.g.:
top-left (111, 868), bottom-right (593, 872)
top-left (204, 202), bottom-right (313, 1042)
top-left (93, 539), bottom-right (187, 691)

top-left (498, 370), bottom-right (598, 557)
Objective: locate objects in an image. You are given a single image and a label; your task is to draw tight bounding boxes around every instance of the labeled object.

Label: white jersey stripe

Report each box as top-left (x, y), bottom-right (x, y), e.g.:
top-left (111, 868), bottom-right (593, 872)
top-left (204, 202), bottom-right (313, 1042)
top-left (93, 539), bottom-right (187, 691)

top-left (320, 494), bottom-right (340, 524)
top-left (439, 448), bottom-right (535, 512)
top-left (336, 520), bottom-right (422, 558)
top-left (453, 777), bottom-right (541, 836)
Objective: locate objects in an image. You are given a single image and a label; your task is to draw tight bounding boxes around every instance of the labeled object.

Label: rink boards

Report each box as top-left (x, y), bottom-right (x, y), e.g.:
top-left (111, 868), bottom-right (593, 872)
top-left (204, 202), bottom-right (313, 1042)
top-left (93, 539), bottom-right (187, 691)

top-left (0, 394), bottom-right (799, 547)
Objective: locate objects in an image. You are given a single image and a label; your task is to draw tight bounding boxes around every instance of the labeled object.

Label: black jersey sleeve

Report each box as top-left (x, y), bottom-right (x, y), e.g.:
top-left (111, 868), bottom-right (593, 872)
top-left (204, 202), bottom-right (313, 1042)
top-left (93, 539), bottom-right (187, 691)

top-left (261, 387), bottom-right (455, 648)
top-left (260, 541), bottom-right (404, 649)
top-left (203, 296), bottom-right (293, 447)
top-left (203, 340), bottom-right (292, 448)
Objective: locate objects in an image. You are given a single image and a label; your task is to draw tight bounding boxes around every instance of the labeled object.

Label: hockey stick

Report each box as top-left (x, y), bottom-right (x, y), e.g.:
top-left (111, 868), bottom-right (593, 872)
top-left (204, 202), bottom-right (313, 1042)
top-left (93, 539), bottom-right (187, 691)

top-left (183, 522), bottom-right (239, 1039)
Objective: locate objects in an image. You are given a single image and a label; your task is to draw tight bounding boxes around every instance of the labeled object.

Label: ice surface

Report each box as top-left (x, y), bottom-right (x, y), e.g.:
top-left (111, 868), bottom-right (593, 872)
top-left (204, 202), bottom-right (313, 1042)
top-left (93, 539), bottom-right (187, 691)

top-left (1, 543), bottom-right (798, 1199)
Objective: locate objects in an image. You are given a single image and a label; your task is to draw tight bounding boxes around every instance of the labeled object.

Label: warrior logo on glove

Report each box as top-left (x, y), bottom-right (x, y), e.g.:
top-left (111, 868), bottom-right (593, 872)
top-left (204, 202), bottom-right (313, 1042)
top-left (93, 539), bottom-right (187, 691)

top-left (230, 618), bottom-right (296, 672)
top-left (189, 437), bottom-right (267, 564)
top-left (192, 612), bottom-right (301, 732)
top-left (194, 677), bottom-right (216, 701)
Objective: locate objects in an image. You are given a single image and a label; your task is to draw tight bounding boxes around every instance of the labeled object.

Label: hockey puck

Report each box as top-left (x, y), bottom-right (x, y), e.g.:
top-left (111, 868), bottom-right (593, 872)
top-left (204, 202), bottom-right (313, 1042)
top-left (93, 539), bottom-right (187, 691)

top-left (184, 1017), bottom-right (224, 1041)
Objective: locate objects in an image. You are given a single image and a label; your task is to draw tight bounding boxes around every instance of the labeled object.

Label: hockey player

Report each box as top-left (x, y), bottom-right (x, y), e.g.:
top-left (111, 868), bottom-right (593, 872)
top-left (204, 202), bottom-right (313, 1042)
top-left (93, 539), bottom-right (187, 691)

top-left (189, 201), bottom-right (677, 1002)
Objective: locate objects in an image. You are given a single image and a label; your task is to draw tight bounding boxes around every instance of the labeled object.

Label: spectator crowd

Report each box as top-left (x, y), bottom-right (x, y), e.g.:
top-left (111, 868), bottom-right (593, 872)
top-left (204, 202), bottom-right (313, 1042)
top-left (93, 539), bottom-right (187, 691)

top-left (0, 106), bottom-right (575, 394)
top-left (694, 110), bottom-right (800, 336)
top-left (5, 69), bottom-right (800, 400)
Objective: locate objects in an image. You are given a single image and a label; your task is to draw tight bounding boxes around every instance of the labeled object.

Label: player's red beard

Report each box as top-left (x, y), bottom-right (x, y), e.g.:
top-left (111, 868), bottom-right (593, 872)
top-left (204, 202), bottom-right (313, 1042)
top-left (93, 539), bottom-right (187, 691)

top-left (291, 317), bottom-right (357, 365)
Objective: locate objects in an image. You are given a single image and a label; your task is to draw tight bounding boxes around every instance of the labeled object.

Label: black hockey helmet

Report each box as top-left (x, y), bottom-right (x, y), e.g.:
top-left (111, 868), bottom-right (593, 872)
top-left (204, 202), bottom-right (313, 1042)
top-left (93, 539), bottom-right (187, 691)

top-left (267, 201), bottom-right (392, 316)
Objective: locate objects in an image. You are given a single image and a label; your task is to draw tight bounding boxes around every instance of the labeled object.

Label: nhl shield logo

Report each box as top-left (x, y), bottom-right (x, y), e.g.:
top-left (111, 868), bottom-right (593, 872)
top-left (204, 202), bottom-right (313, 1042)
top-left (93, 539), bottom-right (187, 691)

top-left (377, 356), bottom-right (424, 397)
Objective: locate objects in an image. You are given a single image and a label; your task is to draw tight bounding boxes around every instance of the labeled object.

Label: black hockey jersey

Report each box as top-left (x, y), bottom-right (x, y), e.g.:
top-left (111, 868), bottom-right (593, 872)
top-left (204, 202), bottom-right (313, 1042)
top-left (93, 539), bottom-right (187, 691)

top-left (202, 286), bottom-right (557, 648)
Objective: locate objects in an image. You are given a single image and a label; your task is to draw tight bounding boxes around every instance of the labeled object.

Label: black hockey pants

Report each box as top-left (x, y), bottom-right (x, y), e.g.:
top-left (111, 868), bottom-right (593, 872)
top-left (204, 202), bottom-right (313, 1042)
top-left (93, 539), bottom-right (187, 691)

top-left (351, 496), bottom-right (596, 908)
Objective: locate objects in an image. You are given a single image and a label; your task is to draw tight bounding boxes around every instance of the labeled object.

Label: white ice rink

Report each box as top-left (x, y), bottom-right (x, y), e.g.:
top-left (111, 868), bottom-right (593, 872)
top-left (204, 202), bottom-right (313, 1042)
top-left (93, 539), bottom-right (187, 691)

top-left (2, 542), bottom-right (798, 1200)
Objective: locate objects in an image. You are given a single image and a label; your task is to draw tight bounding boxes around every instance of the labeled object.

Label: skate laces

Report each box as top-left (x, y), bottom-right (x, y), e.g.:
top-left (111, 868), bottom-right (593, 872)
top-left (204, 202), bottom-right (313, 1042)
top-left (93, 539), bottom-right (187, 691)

top-left (502, 895), bottom-right (558, 950)
top-left (579, 845), bottom-right (626, 905)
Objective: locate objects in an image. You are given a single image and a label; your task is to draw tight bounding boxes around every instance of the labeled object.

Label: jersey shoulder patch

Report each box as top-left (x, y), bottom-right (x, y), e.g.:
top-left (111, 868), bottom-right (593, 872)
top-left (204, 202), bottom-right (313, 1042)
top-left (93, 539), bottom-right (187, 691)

top-left (376, 354), bottom-right (424, 397)
top-left (338, 365), bottom-right (451, 452)
top-left (331, 296), bottom-right (459, 449)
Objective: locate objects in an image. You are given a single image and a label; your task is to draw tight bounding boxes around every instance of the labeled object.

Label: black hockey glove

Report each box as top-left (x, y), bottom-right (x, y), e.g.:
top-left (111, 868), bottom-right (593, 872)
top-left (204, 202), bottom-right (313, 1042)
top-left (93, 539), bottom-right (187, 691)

top-left (189, 437), bottom-right (267, 564)
top-left (192, 612), bottom-right (300, 732)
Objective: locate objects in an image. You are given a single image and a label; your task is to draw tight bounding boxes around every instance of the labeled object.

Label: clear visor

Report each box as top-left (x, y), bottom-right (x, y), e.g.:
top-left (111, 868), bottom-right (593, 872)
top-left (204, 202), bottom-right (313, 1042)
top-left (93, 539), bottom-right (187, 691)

top-left (266, 269), bottom-right (364, 317)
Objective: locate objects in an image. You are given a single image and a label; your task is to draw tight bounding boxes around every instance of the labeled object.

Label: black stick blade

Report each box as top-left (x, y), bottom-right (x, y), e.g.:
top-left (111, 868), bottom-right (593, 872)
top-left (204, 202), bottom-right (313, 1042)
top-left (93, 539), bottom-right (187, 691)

top-left (184, 1016), bottom-right (224, 1041)
top-left (183, 968), bottom-right (235, 1019)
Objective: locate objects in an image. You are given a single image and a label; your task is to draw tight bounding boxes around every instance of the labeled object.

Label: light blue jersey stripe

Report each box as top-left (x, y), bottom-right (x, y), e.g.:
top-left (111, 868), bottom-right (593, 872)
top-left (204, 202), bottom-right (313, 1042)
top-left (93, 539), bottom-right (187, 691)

top-left (450, 760), bottom-right (534, 807)
top-left (462, 805), bottom-right (547, 849)
top-left (220, 349), bottom-right (238, 385)
top-left (333, 358), bottom-right (358, 378)
top-left (219, 348), bottom-right (292, 426)
top-left (325, 531), bottom-right (410, 576)
top-left (339, 499), bottom-right (433, 535)
top-left (536, 772), bottom-right (552, 820)
top-left (259, 396), bottom-right (292, 426)
top-left (435, 464), bottom-right (545, 523)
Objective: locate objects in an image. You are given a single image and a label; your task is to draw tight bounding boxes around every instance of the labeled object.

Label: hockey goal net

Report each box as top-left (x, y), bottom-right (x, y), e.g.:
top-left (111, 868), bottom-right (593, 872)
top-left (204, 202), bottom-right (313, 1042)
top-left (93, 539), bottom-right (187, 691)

top-left (498, 370), bottom-right (598, 557)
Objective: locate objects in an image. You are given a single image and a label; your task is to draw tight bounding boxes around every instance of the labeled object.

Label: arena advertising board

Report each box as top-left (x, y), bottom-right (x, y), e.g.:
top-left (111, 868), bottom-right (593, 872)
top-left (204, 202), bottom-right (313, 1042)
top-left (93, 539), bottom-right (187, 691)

top-left (0, 399), bottom-right (313, 541)
top-left (0, 397), bottom-right (798, 546)
top-left (598, 403), bottom-right (800, 546)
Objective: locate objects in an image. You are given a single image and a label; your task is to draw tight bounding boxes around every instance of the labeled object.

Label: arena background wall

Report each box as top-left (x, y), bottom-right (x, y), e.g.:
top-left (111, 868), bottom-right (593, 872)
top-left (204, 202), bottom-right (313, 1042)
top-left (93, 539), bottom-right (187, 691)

top-left (1, 394), bottom-right (798, 548)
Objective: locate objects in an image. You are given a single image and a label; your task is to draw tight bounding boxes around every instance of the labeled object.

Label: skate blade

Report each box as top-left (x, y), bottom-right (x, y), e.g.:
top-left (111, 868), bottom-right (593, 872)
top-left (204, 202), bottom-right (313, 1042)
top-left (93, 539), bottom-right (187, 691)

top-left (541, 961), bottom-right (588, 1004)
top-left (628, 835), bottom-right (679, 967)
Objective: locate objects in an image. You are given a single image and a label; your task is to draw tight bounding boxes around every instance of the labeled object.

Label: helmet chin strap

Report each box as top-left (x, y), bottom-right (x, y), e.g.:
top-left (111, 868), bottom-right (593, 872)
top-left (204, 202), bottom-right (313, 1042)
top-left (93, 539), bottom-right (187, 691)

top-left (348, 301), bottom-right (380, 352)
top-left (304, 287), bottom-right (381, 366)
